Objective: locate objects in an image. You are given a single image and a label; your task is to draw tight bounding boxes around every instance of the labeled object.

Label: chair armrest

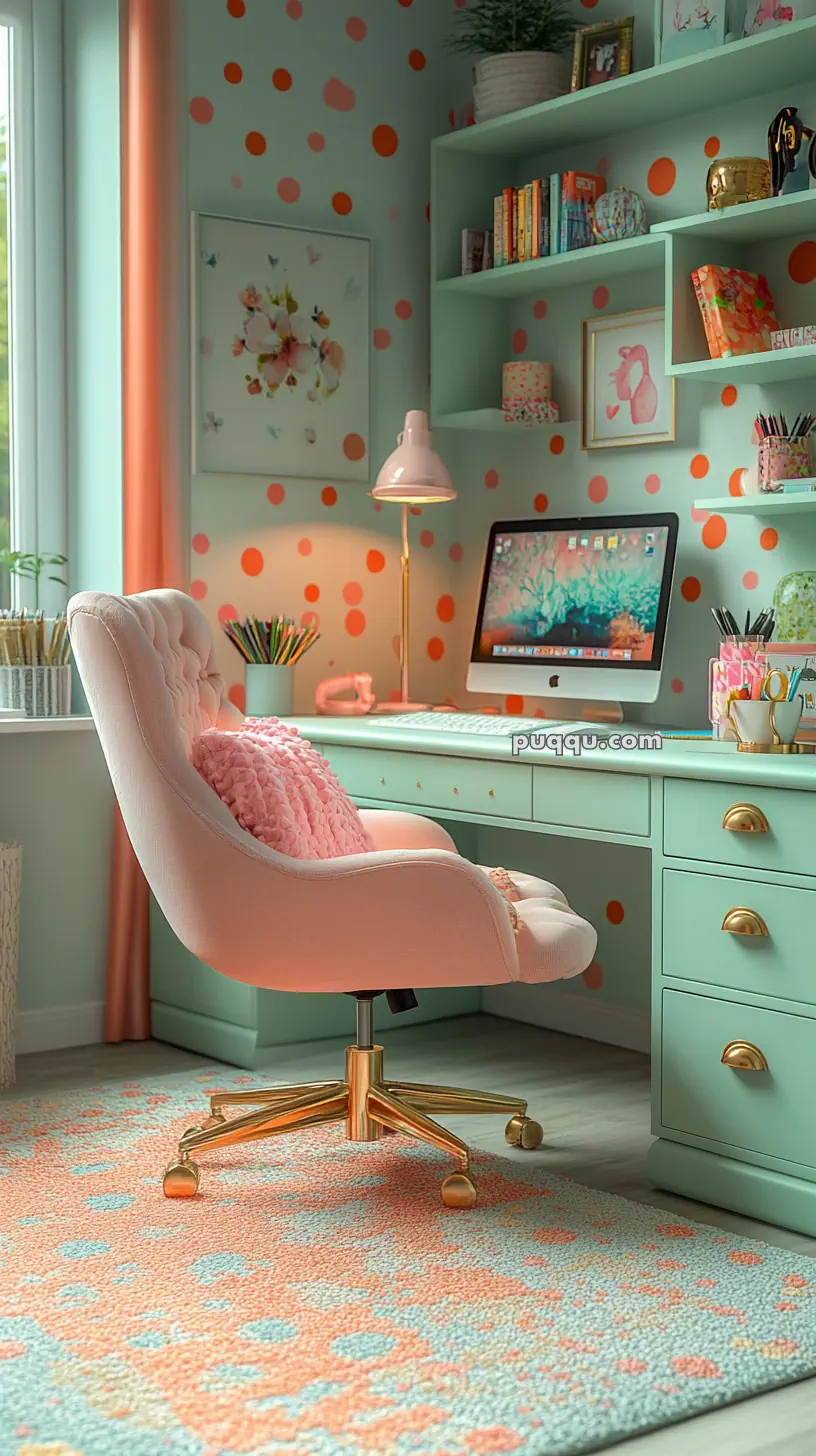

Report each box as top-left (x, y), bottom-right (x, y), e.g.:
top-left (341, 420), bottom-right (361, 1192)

top-left (358, 809), bottom-right (458, 853)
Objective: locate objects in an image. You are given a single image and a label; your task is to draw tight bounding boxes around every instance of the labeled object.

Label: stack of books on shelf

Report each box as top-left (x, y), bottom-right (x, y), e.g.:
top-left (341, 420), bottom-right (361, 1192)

top-left (459, 172), bottom-right (605, 275)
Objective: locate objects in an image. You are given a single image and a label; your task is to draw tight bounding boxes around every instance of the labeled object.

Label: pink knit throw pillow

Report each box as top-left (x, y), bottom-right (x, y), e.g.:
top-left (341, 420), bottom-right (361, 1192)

top-left (192, 717), bottom-right (376, 860)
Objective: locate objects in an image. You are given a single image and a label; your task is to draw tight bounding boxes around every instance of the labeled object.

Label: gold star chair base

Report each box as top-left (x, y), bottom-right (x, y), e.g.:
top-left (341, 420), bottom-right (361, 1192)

top-left (163, 1038), bottom-right (543, 1209)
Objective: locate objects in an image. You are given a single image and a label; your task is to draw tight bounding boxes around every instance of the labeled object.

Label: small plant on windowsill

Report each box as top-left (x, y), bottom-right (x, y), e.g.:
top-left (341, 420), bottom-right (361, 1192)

top-left (448, 0), bottom-right (575, 124)
top-left (0, 550), bottom-right (67, 612)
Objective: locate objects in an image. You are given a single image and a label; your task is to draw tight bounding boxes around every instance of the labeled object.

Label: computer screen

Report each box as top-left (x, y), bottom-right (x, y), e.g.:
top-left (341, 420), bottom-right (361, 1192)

top-left (469, 513), bottom-right (678, 704)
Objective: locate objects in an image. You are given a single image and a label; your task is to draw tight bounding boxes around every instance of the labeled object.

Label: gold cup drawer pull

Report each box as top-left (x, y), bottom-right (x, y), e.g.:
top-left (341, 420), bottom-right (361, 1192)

top-left (721, 907), bottom-right (769, 938)
top-left (722, 802), bottom-right (769, 834)
top-left (721, 1040), bottom-right (769, 1072)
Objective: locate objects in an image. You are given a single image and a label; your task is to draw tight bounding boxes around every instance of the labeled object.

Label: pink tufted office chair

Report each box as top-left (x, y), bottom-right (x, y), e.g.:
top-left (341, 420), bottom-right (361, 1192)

top-left (68, 590), bottom-right (596, 1208)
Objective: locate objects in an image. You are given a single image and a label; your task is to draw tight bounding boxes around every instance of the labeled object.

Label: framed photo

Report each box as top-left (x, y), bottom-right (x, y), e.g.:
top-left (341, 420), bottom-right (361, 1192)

top-left (582, 307), bottom-right (676, 450)
top-left (655, 0), bottom-right (726, 64)
top-left (192, 212), bottom-right (371, 481)
top-left (571, 17), bottom-right (634, 91)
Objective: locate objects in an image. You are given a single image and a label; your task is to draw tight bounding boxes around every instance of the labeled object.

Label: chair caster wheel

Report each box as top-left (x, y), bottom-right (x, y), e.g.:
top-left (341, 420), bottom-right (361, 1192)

top-left (163, 1158), bottom-right (200, 1198)
top-left (441, 1172), bottom-right (477, 1209)
top-left (203, 1111), bottom-right (226, 1130)
top-left (505, 1114), bottom-right (543, 1150)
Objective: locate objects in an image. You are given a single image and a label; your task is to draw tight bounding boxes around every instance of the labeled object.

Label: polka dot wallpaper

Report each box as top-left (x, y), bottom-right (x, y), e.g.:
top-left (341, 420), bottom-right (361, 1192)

top-left (188, 0), bottom-right (816, 735)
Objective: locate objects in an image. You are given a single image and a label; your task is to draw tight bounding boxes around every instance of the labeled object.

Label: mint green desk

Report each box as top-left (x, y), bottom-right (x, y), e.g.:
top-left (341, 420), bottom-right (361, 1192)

top-left (287, 718), bottom-right (816, 1238)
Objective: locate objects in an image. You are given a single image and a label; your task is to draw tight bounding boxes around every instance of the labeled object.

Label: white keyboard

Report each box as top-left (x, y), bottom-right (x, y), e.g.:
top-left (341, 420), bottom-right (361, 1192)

top-left (378, 712), bottom-right (574, 735)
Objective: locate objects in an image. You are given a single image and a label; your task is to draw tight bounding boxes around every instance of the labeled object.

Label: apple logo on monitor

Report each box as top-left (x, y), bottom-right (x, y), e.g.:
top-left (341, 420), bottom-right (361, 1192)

top-left (549, 674), bottom-right (559, 688)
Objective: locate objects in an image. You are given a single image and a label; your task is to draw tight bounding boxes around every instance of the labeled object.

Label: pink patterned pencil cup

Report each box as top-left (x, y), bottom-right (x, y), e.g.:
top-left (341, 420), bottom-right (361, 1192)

top-left (709, 639), bottom-right (767, 739)
top-left (758, 436), bottom-right (811, 492)
top-left (502, 361), bottom-right (558, 426)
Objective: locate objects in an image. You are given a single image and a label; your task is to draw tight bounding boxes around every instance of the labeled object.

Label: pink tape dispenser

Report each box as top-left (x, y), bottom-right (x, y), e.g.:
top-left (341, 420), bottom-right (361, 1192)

top-left (315, 672), bottom-right (375, 717)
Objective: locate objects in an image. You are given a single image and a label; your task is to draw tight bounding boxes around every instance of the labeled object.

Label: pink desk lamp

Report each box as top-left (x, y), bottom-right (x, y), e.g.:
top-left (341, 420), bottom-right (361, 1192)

top-left (372, 410), bottom-right (456, 713)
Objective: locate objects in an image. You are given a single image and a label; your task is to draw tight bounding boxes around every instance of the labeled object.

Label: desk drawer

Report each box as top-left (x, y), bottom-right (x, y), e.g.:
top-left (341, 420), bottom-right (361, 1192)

top-left (323, 746), bottom-right (532, 820)
top-left (664, 779), bottom-right (816, 876)
top-left (663, 868), bottom-right (816, 1007)
top-left (533, 767), bottom-right (650, 836)
top-left (662, 989), bottom-right (816, 1168)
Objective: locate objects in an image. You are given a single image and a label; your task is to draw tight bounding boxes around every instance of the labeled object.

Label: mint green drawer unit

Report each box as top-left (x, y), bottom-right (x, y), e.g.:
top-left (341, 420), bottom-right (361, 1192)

top-left (324, 745), bottom-right (532, 820)
top-left (664, 779), bottom-right (816, 875)
top-left (663, 868), bottom-right (816, 1007)
top-left (662, 988), bottom-right (816, 1168)
top-left (533, 766), bottom-right (649, 836)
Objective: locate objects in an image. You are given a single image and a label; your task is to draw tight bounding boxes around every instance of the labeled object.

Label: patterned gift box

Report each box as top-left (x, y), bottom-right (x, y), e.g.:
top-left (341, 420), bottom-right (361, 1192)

top-left (502, 361), bottom-right (552, 402)
top-left (502, 397), bottom-right (560, 426)
top-left (772, 325), bottom-right (816, 350)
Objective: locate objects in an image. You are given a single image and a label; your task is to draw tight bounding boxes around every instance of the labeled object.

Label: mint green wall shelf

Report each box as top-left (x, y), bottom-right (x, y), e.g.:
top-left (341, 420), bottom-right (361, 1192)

top-left (669, 346), bottom-right (816, 384)
top-left (435, 410), bottom-right (571, 434)
top-left (437, 234), bottom-right (665, 296)
top-left (653, 190), bottom-right (816, 244)
top-left (695, 492), bottom-right (816, 516)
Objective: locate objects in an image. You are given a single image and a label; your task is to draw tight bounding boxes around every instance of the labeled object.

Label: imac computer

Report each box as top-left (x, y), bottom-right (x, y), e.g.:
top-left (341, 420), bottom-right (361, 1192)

top-left (468, 513), bottom-right (679, 706)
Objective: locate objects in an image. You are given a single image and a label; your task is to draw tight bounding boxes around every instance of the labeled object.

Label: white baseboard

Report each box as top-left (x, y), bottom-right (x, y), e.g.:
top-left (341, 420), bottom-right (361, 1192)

top-left (483, 984), bottom-right (650, 1055)
top-left (16, 1001), bottom-right (105, 1055)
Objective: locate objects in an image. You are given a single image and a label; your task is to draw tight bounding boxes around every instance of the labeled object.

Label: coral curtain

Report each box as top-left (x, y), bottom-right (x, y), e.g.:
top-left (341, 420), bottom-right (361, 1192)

top-left (108, 0), bottom-right (187, 1041)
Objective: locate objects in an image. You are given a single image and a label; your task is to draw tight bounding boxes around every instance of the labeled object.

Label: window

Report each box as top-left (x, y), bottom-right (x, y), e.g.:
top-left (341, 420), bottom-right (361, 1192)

top-left (0, 22), bottom-right (11, 591)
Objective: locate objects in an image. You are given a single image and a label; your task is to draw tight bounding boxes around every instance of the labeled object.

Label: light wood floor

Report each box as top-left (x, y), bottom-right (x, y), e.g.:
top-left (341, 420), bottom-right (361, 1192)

top-left (9, 1013), bottom-right (816, 1454)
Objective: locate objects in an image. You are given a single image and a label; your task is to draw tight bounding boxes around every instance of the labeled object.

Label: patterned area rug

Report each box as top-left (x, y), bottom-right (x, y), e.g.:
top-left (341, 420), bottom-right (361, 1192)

top-left (0, 1068), bottom-right (814, 1456)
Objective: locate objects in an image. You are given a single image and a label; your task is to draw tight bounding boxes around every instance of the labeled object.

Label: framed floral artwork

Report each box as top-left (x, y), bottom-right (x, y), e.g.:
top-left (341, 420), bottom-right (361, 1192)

top-left (582, 307), bottom-right (676, 450)
top-left (192, 212), bottom-right (371, 481)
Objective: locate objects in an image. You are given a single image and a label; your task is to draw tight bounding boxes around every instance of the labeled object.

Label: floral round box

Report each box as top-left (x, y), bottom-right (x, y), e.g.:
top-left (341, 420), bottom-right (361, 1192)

top-left (773, 571), bottom-right (816, 642)
top-left (591, 187), bottom-right (647, 243)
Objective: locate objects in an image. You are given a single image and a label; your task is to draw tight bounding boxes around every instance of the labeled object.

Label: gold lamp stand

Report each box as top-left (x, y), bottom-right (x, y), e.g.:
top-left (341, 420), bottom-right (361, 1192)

top-left (163, 998), bottom-right (543, 1208)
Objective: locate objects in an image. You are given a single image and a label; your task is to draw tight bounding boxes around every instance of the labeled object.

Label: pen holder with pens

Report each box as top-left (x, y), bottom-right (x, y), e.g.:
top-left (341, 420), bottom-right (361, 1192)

top-left (727, 696), bottom-right (803, 749)
top-left (758, 435), bottom-right (811, 492)
top-left (709, 638), bottom-right (767, 739)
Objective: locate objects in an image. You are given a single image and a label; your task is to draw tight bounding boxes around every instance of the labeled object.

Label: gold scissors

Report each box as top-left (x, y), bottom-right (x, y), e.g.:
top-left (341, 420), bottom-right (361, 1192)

top-left (761, 669), bottom-right (790, 703)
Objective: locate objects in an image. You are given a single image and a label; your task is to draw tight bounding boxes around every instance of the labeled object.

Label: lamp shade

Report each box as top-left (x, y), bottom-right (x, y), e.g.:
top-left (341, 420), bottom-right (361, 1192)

top-left (372, 410), bottom-right (456, 504)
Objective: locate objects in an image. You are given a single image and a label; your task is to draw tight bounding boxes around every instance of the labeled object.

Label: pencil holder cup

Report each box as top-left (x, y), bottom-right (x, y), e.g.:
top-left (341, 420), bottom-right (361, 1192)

top-left (728, 697), bottom-right (802, 748)
top-left (244, 664), bottom-right (294, 718)
top-left (708, 641), bottom-right (767, 739)
top-left (0, 665), bottom-right (71, 718)
top-left (758, 436), bottom-right (811, 492)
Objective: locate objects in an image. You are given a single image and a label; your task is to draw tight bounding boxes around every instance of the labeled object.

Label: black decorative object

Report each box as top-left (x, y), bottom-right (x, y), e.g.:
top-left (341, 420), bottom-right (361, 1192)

top-left (768, 107), bottom-right (816, 196)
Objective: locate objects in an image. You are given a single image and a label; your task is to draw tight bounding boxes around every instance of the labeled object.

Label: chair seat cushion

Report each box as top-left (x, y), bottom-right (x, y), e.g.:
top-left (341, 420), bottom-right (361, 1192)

top-left (480, 866), bottom-right (597, 984)
top-left (192, 719), bottom-right (376, 860)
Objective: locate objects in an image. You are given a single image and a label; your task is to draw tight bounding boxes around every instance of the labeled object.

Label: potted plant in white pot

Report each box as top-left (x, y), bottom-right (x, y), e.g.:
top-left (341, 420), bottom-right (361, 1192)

top-left (449, 0), bottom-right (576, 125)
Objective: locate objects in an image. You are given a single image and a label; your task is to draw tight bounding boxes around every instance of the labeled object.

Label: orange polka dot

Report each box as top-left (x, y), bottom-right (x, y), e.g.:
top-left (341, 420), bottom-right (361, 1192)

top-left (743, 570), bottom-right (759, 590)
top-left (323, 77), bottom-right (356, 111)
top-left (241, 547), bottom-right (264, 576)
top-left (721, 384), bottom-right (737, 407)
top-left (681, 575), bottom-right (701, 602)
top-left (304, 583), bottom-right (320, 603)
top-left (788, 240), bottom-right (816, 285)
top-left (267, 482), bottom-right (285, 505)
top-left (549, 434), bottom-right (564, 455)
top-left (245, 131), bottom-right (267, 155)
top-left (192, 533), bottom-right (210, 554)
top-left (702, 514), bottom-right (727, 550)
top-left (409, 506), bottom-right (422, 516)
top-left (449, 543), bottom-right (462, 563)
top-left (512, 328), bottom-right (528, 354)
top-left (437, 594), bottom-right (455, 623)
top-left (534, 299), bottom-right (548, 320)
top-left (277, 176), bottom-right (300, 203)
top-left (227, 0), bottom-right (245, 14)
top-left (729, 468), bottom-right (746, 496)
top-left (658, 1224), bottom-right (696, 1238)
top-left (704, 136), bottom-right (720, 158)
top-left (190, 97), bottom-right (214, 124)
top-left (372, 124), bottom-right (399, 157)
top-left (427, 636), bottom-right (445, 661)
top-left (395, 299), bottom-right (412, 320)
top-left (397, 0), bottom-right (412, 6)
top-left (298, 538), bottom-right (312, 556)
top-left (419, 529), bottom-right (434, 548)
top-left (224, 61), bottom-right (243, 84)
top-left (592, 285), bottom-right (609, 309)
top-left (409, 48), bottom-right (426, 70)
top-left (308, 131), bottom-right (325, 152)
top-left (333, 191), bottom-right (353, 215)
top-left (760, 527), bottom-right (778, 551)
top-left (645, 473), bottom-right (660, 494)
top-left (690, 454), bottom-right (709, 479)
top-left (286, 0), bottom-right (302, 13)
top-left (228, 683), bottom-right (246, 712)
top-left (343, 581), bottom-right (363, 605)
top-left (272, 67), bottom-right (292, 90)
top-left (190, 579), bottom-right (207, 600)
top-left (218, 602), bottom-right (238, 625)
top-left (322, 485), bottom-right (338, 506)
top-left (505, 694), bottom-right (524, 714)
top-left (373, 328), bottom-right (391, 349)
top-left (588, 475), bottom-right (608, 504)
top-left (647, 157), bottom-right (676, 195)
top-left (301, 610), bottom-right (318, 629)
top-left (345, 609), bottom-right (366, 636)
top-left (583, 961), bottom-right (603, 990)
top-left (346, 16), bottom-right (367, 39)
top-left (343, 433), bottom-right (365, 462)
top-left (534, 493), bottom-right (549, 513)
top-left (367, 549), bottom-right (385, 573)
top-left (728, 1250), bottom-right (763, 1265)
top-left (485, 469), bottom-right (499, 489)
top-left (606, 900), bottom-right (624, 925)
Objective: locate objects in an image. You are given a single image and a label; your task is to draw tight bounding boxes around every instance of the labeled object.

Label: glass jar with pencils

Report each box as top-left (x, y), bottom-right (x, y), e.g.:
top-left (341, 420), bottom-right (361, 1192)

top-left (756, 412), bottom-right (813, 493)
top-left (222, 614), bottom-right (321, 718)
top-left (0, 612), bottom-right (72, 718)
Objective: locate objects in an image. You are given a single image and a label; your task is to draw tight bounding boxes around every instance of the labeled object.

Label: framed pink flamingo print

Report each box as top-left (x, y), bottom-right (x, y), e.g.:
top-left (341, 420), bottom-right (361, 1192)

top-left (582, 307), bottom-right (676, 450)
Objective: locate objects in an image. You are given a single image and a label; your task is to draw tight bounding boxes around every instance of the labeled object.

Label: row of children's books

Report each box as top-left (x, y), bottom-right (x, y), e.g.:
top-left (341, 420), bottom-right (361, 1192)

top-left (460, 172), bottom-right (606, 274)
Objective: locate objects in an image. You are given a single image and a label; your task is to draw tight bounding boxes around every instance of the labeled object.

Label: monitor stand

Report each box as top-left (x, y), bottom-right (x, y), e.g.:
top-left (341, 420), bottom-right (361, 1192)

top-left (534, 698), bottom-right (623, 726)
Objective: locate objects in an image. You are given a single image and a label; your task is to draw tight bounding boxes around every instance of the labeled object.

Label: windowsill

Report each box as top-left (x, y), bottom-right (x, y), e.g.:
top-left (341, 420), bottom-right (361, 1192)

top-left (0, 715), bottom-right (95, 733)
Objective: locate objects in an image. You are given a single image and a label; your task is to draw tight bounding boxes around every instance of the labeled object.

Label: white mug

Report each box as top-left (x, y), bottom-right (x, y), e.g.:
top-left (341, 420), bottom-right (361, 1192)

top-left (728, 697), bottom-right (802, 746)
